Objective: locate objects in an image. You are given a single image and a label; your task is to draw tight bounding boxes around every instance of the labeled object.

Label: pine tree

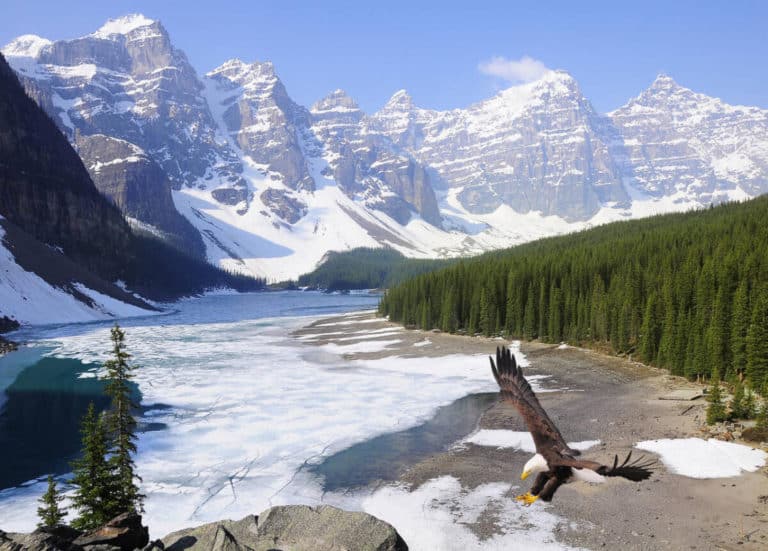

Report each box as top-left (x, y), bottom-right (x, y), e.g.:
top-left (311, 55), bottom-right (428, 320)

top-left (742, 390), bottom-right (756, 420)
top-left (103, 325), bottom-right (144, 514)
top-left (731, 281), bottom-right (750, 379)
top-left (706, 369), bottom-right (727, 425)
top-left (746, 289), bottom-right (768, 388)
top-left (37, 475), bottom-right (66, 528)
top-left (70, 403), bottom-right (115, 530)
top-left (756, 401), bottom-right (768, 431)
top-left (729, 381), bottom-right (745, 419)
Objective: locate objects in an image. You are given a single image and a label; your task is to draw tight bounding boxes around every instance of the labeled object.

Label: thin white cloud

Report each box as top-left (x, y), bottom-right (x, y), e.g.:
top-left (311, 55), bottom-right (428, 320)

top-left (478, 55), bottom-right (550, 84)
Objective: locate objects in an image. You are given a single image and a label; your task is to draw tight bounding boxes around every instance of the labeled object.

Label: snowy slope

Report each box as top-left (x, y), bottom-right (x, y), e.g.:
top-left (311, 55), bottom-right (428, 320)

top-left (0, 222), bottom-right (155, 325)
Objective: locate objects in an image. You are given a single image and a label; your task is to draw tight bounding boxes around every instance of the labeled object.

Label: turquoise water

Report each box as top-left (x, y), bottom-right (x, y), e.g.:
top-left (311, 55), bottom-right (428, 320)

top-left (0, 354), bottom-right (109, 488)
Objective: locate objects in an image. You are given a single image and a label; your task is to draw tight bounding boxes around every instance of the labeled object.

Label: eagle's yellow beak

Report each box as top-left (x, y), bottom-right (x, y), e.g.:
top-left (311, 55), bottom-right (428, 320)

top-left (521, 470), bottom-right (530, 481)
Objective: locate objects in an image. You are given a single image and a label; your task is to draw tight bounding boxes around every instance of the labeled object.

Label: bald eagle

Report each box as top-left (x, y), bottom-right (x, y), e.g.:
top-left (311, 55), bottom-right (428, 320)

top-left (490, 346), bottom-right (654, 505)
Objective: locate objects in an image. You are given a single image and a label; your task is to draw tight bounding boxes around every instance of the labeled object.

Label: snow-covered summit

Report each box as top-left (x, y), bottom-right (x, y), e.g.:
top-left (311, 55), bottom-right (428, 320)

top-left (1, 34), bottom-right (52, 59)
top-left (311, 89), bottom-right (361, 114)
top-left (91, 14), bottom-right (157, 39)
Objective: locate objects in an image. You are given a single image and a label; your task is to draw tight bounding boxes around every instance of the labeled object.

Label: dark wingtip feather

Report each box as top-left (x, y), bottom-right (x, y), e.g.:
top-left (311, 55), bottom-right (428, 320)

top-left (606, 452), bottom-right (656, 481)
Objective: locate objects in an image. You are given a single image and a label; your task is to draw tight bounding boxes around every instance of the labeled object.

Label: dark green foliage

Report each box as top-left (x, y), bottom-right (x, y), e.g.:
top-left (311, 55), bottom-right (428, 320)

top-left (103, 325), bottom-right (143, 514)
top-left (757, 401), bottom-right (768, 431)
top-left (297, 248), bottom-right (455, 291)
top-left (729, 382), bottom-right (746, 419)
top-left (707, 370), bottom-right (727, 425)
top-left (37, 475), bottom-right (66, 528)
top-left (379, 197), bottom-right (768, 393)
top-left (70, 403), bottom-right (115, 530)
top-left (742, 390), bottom-right (756, 420)
top-left (746, 287), bottom-right (768, 391)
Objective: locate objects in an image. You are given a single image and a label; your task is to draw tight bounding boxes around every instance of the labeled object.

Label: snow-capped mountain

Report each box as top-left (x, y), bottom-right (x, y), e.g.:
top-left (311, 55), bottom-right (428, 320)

top-left (366, 71), bottom-right (629, 221)
top-left (610, 74), bottom-right (768, 201)
top-left (4, 14), bottom-right (768, 280)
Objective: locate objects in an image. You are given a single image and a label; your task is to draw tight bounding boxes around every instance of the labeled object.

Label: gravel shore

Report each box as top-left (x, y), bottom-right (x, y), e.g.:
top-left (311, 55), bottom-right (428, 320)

top-left (294, 310), bottom-right (768, 550)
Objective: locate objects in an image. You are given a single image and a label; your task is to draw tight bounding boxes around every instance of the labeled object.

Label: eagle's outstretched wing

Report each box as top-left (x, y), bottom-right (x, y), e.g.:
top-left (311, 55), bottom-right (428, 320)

top-left (490, 346), bottom-right (579, 460)
top-left (558, 451), bottom-right (655, 481)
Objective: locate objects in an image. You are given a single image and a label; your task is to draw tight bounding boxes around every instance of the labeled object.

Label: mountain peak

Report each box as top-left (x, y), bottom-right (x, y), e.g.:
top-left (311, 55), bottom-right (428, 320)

top-left (311, 89), bottom-right (360, 113)
top-left (383, 89), bottom-right (414, 111)
top-left (1, 34), bottom-right (52, 59)
top-left (92, 14), bottom-right (157, 39)
top-left (649, 73), bottom-right (681, 91)
top-left (207, 58), bottom-right (277, 83)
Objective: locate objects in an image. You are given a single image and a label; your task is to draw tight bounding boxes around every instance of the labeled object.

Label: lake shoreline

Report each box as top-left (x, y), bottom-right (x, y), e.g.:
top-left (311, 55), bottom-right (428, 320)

top-left (295, 310), bottom-right (768, 550)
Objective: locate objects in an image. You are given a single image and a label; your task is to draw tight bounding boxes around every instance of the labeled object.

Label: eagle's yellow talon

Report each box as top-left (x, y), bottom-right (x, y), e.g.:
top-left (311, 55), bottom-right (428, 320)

top-left (515, 492), bottom-right (539, 506)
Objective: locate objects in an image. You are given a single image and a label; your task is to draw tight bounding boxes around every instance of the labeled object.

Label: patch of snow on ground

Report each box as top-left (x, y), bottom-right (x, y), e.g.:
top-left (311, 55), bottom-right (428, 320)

top-left (635, 438), bottom-right (767, 478)
top-left (413, 338), bottom-right (431, 347)
top-left (321, 339), bottom-right (403, 354)
top-left (363, 476), bottom-right (583, 550)
top-left (557, 343), bottom-right (569, 349)
top-left (463, 430), bottom-right (599, 453)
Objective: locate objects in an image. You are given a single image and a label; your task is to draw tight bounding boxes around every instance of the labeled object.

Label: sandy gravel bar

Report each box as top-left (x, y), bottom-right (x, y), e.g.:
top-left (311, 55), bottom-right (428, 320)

top-left (294, 310), bottom-right (768, 550)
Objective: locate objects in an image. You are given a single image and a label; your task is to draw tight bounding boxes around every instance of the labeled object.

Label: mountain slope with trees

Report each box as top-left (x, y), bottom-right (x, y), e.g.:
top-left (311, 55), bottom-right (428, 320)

top-left (380, 197), bottom-right (768, 393)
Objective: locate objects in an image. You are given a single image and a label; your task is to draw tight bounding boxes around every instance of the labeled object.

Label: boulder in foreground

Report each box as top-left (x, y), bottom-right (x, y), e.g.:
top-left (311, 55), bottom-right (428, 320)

top-left (161, 505), bottom-right (408, 551)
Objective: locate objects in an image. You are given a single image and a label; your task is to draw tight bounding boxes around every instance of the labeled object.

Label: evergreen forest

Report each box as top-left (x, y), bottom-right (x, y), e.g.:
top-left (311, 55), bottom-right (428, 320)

top-left (379, 197), bottom-right (768, 394)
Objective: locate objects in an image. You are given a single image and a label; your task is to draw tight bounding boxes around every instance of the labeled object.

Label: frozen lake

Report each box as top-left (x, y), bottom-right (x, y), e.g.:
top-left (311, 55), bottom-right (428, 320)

top-left (0, 291), bottom-right (509, 539)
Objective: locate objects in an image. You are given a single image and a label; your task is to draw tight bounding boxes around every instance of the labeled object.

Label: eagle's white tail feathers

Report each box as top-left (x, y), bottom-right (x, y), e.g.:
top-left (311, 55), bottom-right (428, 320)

top-left (571, 467), bottom-right (606, 483)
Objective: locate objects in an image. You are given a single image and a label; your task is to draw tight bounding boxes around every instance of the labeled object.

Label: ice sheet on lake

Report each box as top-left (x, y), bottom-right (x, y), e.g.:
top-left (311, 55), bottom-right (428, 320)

top-left (635, 438), bottom-right (767, 478)
top-left (363, 476), bottom-right (583, 550)
top-left (463, 430), bottom-right (600, 453)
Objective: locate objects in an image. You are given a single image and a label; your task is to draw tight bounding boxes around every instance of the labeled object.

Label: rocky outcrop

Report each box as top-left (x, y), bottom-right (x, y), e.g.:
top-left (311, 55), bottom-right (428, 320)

top-left (161, 505), bottom-right (407, 551)
top-left (311, 90), bottom-right (442, 227)
top-left (259, 189), bottom-right (307, 224)
top-left (0, 513), bottom-right (148, 551)
top-left (75, 134), bottom-right (206, 257)
top-left (73, 513), bottom-right (149, 550)
top-left (207, 59), bottom-right (315, 193)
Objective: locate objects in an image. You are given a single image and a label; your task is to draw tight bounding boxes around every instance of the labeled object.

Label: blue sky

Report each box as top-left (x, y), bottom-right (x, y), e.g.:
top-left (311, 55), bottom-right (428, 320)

top-left (2, 1), bottom-right (766, 113)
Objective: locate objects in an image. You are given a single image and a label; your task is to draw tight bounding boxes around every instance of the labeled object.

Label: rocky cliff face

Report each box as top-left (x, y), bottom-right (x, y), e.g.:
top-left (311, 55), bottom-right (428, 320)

top-left (3, 15), bottom-right (244, 254)
top-left (0, 51), bottom-right (133, 279)
top-left (311, 89), bottom-right (442, 226)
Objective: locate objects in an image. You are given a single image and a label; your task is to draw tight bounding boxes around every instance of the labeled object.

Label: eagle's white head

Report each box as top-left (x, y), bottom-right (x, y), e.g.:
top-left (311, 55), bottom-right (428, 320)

top-left (521, 453), bottom-right (548, 480)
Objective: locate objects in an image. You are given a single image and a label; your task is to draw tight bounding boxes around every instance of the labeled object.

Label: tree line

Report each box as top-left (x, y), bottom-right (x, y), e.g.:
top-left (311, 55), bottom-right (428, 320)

top-left (297, 247), bottom-right (455, 291)
top-left (379, 197), bottom-right (768, 394)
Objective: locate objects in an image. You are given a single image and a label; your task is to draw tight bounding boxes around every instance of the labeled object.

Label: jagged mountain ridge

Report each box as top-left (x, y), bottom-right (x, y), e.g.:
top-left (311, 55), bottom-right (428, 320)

top-left (4, 14), bottom-right (768, 280)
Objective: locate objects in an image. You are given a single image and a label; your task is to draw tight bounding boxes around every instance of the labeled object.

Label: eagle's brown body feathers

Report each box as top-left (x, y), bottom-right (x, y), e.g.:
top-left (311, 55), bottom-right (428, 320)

top-left (490, 346), bottom-right (654, 502)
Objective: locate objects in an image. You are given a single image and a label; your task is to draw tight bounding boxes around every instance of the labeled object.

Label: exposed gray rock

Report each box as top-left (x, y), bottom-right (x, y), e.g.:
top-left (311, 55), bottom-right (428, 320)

top-left (207, 59), bottom-right (315, 193)
top-left (75, 134), bottom-right (205, 257)
top-left (259, 189), bottom-right (307, 224)
top-left (161, 505), bottom-right (407, 551)
top-left (311, 90), bottom-right (441, 227)
top-left (72, 512), bottom-right (149, 550)
top-left (0, 525), bottom-right (83, 551)
top-left (609, 74), bottom-right (768, 200)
